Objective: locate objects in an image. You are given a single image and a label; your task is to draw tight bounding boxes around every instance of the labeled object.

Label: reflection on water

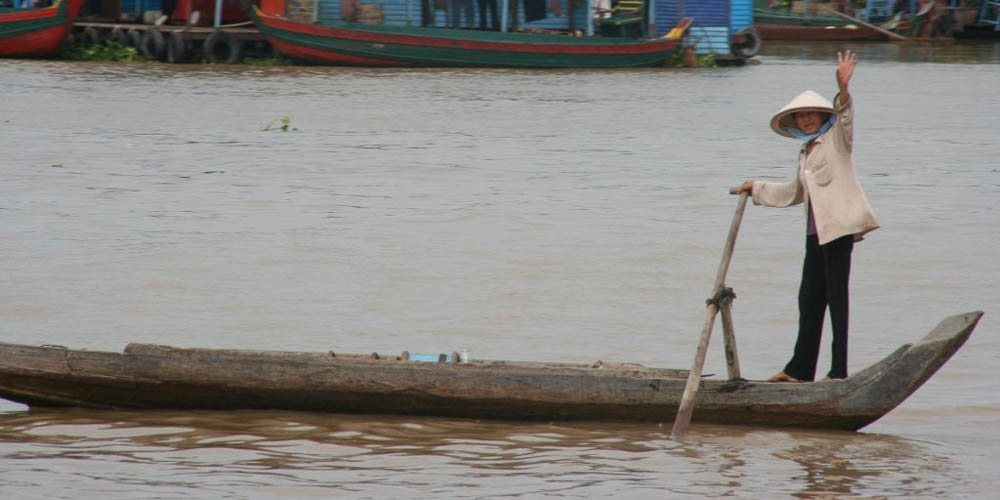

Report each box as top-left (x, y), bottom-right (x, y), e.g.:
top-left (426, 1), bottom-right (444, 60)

top-left (0, 409), bottom-right (962, 498)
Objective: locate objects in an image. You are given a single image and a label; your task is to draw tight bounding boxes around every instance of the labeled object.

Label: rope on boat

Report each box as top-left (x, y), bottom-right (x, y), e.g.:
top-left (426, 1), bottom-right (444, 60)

top-left (705, 287), bottom-right (736, 307)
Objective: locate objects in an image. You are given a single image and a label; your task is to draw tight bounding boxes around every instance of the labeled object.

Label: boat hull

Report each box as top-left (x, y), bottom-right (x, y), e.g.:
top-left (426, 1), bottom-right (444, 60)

top-left (754, 21), bottom-right (887, 41)
top-left (0, 0), bottom-right (84, 57)
top-left (753, 7), bottom-right (889, 41)
top-left (251, 8), bottom-right (690, 68)
top-left (954, 24), bottom-right (1000, 39)
top-left (0, 312), bottom-right (982, 430)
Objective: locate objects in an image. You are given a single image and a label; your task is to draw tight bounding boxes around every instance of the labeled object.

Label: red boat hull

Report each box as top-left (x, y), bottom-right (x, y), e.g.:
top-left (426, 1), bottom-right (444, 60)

top-left (0, 0), bottom-right (85, 57)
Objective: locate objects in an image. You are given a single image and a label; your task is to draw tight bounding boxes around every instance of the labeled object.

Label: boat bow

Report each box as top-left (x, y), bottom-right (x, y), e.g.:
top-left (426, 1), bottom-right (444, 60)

top-left (0, 0), bottom-right (85, 57)
top-left (836, 310), bottom-right (982, 421)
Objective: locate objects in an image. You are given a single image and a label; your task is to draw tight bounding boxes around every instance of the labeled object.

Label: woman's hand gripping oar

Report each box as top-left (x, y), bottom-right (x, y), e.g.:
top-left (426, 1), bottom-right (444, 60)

top-left (670, 186), bottom-right (750, 441)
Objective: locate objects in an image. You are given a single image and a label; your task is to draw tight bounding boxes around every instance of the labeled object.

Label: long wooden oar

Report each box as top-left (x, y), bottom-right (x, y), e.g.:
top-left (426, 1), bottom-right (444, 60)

top-left (816, 4), bottom-right (910, 42)
top-left (670, 187), bottom-right (748, 441)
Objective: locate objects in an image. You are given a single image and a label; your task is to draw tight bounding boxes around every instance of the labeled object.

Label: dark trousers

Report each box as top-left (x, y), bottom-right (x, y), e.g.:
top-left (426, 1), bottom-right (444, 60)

top-left (422, 0), bottom-right (434, 26)
top-left (478, 0), bottom-right (499, 29)
top-left (451, 0), bottom-right (474, 27)
top-left (784, 233), bottom-right (854, 381)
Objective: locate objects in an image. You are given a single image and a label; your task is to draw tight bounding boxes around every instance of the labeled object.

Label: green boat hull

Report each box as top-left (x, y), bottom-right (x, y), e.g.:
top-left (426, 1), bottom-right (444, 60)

top-left (251, 7), bottom-right (693, 68)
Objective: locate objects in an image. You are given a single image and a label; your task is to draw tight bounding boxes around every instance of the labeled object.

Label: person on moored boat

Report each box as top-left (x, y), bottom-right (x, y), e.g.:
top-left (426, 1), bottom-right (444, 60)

top-left (341, 0), bottom-right (361, 21)
top-left (452, 0), bottom-right (474, 28)
top-left (478, 0), bottom-right (499, 30)
top-left (738, 50), bottom-right (879, 383)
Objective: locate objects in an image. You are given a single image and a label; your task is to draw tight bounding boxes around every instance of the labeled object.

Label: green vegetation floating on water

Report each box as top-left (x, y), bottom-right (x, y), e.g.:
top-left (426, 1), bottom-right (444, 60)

top-left (59, 41), bottom-right (144, 62)
top-left (262, 116), bottom-right (297, 132)
top-left (666, 48), bottom-right (718, 68)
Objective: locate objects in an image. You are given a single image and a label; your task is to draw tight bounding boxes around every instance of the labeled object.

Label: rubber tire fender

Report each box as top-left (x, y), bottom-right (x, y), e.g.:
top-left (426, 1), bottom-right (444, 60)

top-left (167, 31), bottom-right (190, 64)
top-left (731, 27), bottom-right (762, 58)
top-left (110, 27), bottom-right (129, 46)
top-left (127, 29), bottom-right (142, 48)
top-left (204, 30), bottom-right (244, 64)
top-left (141, 28), bottom-right (167, 61)
top-left (81, 26), bottom-right (102, 46)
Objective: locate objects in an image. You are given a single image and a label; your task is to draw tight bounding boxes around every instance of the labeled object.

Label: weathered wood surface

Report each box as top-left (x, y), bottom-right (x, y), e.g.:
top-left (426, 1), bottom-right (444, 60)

top-left (671, 190), bottom-right (748, 440)
top-left (0, 311), bottom-right (982, 430)
top-left (719, 300), bottom-right (740, 381)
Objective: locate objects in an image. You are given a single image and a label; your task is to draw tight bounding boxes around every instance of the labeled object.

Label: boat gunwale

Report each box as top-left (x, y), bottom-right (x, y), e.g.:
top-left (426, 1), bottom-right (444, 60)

top-left (753, 7), bottom-right (858, 26)
top-left (0, 311), bottom-right (982, 386)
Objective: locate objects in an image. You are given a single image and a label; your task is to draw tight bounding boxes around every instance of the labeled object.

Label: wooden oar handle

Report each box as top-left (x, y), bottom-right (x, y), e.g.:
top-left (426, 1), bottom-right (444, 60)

top-left (729, 186), bottom-right (745, 195)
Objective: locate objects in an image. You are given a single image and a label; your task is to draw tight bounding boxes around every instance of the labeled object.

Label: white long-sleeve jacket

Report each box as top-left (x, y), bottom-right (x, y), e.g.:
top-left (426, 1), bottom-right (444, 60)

top-left (752, 93), bottom-right (880, 245)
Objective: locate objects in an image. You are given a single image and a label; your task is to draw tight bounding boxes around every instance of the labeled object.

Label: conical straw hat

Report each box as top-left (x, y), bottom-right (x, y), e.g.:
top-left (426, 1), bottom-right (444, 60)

top-left (770, 90), bottom-right (835, 138)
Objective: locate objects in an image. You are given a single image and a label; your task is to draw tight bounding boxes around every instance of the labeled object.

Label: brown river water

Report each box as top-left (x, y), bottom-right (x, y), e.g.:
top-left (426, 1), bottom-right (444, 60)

top-left (1, 41), bottom-right (998, 498)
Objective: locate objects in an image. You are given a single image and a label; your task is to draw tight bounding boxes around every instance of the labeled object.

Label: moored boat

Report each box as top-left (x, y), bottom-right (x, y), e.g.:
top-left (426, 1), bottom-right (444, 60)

top-left (953, 0), bottom-right (1000, 38)
top-left (753, 0), bottom-right (943, 41)
top-left (0, 311), bottom-right (982, 430)
top-left (250, 5), bottom-right (695, 68)
top-left (754, 7), bottom-right (889, 40)
top-left (0, 0), bottom-right (85, 57)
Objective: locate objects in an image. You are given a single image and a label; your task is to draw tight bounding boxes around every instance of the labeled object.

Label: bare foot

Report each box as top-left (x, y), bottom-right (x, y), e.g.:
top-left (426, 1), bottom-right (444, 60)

top-left (767, 371), bottom-right (802, 383)
top-left (820, 376), bottom-right (832, 382)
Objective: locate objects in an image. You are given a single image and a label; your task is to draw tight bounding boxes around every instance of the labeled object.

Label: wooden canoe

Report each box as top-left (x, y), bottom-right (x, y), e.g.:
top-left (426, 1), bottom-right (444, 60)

top-left (0, 311), bottom-right (981, 430)
top-left (753, 8), bottom-right (889, 41)
top-left (754, 5), bottom-right (945, 42)
top-left (0, 0), bottom-right (85, 58)
top-left (250, 6), bottom-right (694, 68)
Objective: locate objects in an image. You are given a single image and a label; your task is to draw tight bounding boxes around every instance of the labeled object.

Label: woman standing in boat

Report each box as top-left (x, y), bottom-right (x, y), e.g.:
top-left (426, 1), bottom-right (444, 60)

top-left (739, 50), bottom-right (880, 383)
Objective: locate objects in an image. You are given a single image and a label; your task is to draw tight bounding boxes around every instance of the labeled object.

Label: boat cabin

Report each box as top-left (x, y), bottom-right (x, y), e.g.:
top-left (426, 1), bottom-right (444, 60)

top-left (668, 0), bottom-right (756, 56)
